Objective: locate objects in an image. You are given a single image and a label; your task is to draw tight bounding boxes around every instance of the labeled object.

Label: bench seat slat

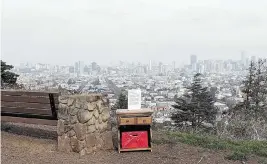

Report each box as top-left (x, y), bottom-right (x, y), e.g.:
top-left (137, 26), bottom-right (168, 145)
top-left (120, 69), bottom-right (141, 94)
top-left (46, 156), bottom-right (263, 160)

top-left (1, 95), bottom-right (51, 104)
top-left (1, 116), bottom-right (57, 126)
top-left (1, 107), bottom-right (52, 115)
top-left (1, 101), bottom-right (51, 109)
top-left (1, 90), bottom-right (59, 97)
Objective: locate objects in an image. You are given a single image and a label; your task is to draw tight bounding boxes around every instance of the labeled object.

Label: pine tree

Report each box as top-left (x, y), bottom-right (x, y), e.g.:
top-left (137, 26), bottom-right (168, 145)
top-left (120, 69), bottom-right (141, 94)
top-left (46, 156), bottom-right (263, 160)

top-left (1, 60), bottom-right (19, 86)
top-left (111, 93), bottom-right (128, 110)
top-left (236, 60), bottom-right (256, 115)
top-left (226, 59), bottom-right (267, 140)
top-left (236, 59), bottom-right (267, 120)
top-left (172, 73), bottom-right (217, 129)
top-left (92, 78), bottom-right (100, 86)
top-left (252, 59), bottom-right (266, 119)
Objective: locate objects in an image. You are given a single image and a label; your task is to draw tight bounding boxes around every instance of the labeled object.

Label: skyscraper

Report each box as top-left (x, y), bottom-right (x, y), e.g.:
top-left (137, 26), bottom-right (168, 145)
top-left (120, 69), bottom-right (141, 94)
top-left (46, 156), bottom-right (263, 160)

top-left (75, 62), bottom-right (79, 73)
top-left (69, 66), bottom-right (75, 73)
top-left (92, 62), bottom-right (97, 71)
top-left (158, 62), bottom-right (163, 74)
top-left (79, 61), bottom-right (84, 75)
top-left (74, 61), bottom-right (85, 76)
top-left (251, 56), bottom-right (256, 63)
top-left (241, 51), bottom-right (246, 65)
top-left (190, 55), bottom-right (197, 65)
top-left (172, 61), bottom-right (176, 71)
top-left (149, 60), bottom-right (152, 71)
top-left (190, 55), bottom-right (197, 71)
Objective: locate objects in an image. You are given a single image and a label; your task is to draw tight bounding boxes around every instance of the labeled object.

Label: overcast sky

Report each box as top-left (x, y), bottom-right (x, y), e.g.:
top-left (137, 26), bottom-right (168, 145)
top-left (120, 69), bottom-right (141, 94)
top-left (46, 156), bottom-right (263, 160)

top-left (1, 0), bottom-right (267, 66)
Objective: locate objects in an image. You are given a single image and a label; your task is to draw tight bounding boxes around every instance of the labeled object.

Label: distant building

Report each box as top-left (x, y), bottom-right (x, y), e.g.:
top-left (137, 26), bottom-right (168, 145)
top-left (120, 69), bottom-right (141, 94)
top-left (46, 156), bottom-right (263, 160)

top-left (190, 55), bottom-right (197, 71)
top-left (241, 51), bottom-right (247, 67)
top-left (198, 63), bottom-right (205, 74)
top-left (74, 61), bottom-right (85, 76)
top-left (190, 55), bottom-right (197, 65)
top-left (158, 62), bottom-right (163, 74)
top-left (149, 60), bottom-right (152, 71)
top-left (92, 62), bottom-right (97, 71)
top-left (172, 61), bottom-right (176, 71)
top-left (69, 66), bottom-right (75, 73)
top-left (251, 56), bottom-right (256, 63)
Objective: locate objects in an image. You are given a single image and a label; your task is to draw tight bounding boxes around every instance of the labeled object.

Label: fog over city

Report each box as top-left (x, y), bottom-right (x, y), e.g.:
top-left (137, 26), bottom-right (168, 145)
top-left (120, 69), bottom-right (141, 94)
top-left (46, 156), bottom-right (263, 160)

top-left (2, 0), bottom-right (267, 66)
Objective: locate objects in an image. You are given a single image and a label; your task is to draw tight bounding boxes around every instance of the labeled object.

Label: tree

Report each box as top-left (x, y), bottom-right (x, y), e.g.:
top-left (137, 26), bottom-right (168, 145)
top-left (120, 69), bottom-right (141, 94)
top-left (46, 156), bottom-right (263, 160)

top-left (1, 60), bottom-right (19, 86)
top-left (252, 58), bottom-right (267, 119)
top-left (67, 78), bottom-right (75, 85)
top-left (235, 59), bottom-right (267, 120)
top-left (112, 93), bottom-right (128, 110)
top-left (92, 78), bottom-right (100, 86)
top-left (210, 86), bottom-right (217, 101)
top-left (173, 94), bottom-right (178, 101)
top-left (52, 80), bottom-right (58, 87)
top-left (241, 61), bottom-right (257, 110)
top-left (171, 73), bottom-right (217, 129)
top-left (218, 59), bottom-right (267, 140)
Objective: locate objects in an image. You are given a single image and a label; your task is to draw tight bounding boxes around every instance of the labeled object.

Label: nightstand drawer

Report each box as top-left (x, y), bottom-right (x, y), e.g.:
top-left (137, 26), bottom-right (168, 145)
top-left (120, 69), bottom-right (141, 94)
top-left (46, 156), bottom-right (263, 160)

top-left (137, 117), bottom-right (152, 125)
top-left (119, 117), bottom-right (135, 125)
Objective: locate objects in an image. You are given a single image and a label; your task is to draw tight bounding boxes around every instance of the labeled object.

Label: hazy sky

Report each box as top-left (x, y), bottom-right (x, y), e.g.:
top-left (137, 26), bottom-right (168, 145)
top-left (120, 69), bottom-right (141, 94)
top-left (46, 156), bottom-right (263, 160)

top-left (1, 0), bottom-right (267, 66)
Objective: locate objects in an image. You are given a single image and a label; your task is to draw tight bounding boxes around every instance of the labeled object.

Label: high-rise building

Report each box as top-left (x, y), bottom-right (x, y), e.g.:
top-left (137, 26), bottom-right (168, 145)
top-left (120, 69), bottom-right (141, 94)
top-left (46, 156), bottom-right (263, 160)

top-left (172, 61), bottom-right (176, 71)
top-left (74, 61), bottom-right (85, 76)
top-left (69, 66), bottom-right (75, 73)
top-left (158, 62), bottom-right (163, 74)
top-left (190, 55), bottom-right (197, 65)
top-left (75, 62), bottom-right (79, 73)
top-left (92, 62), bottom-right (97, 71)
top-left (241, 51), bottom-right (246, 65)
top-left (197, 63), bottom-right (205, 74)
top-left (245, 58), bottom-right (249, 67)
top-left (149, 60), bottom-right (152, 71)
top-left (79, 61), bottom-right (84, 75)
top-left (251, 56), bottom-right (256, 63)
top-left (190, 55), bottom-right (197, 72)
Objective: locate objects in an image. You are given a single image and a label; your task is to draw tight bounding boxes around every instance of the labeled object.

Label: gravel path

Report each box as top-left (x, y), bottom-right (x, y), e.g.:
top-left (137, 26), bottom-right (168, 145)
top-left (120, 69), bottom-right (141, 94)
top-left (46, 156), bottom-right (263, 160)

top-left (1, 123), bottom-right (259, 164)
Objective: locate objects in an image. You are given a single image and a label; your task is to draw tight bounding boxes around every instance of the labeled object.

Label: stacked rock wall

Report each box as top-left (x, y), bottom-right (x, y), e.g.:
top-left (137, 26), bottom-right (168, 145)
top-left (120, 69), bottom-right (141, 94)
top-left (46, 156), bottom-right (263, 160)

top-left (57, 94), bottom-right (113, 155)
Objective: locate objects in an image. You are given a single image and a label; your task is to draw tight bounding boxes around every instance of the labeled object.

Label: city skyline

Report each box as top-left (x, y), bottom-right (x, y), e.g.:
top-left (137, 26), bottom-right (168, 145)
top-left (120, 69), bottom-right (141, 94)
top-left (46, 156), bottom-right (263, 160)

top-left (9, 52), bottom-right (265, 68)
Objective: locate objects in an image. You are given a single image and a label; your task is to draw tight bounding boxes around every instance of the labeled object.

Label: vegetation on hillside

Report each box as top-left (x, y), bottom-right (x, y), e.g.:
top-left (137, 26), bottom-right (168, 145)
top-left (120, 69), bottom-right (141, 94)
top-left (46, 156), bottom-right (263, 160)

top-left (1, 60), bottom-right (19, 86)
top-left (171, 73), bottom-right (218, 130)
top-left (153, 131), bottom-right (267, 162)
top-left (167, 59), bottom-right (267, 161)
top-left (235, 59), bottom-right (267, 119)
top-left (92, 78), bottom-right (100, 86)
top-left (170, 59), bottom-right (267, 140)
top-left (217, 59), bottom-right (267, 140)
top-left (111, 92), bottom-right (128, 110)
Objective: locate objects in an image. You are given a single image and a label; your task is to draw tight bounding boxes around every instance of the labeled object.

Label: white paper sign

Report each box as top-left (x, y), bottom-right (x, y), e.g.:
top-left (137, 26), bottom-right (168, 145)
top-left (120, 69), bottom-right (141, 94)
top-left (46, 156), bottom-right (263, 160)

top-left (128, 89), bottom-right (141, 110)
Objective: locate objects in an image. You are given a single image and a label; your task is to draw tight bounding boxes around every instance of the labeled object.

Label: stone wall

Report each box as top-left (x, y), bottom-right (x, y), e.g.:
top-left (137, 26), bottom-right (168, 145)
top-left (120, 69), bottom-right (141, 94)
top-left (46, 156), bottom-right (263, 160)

top-left (57, 94), bottom-right (113, 156)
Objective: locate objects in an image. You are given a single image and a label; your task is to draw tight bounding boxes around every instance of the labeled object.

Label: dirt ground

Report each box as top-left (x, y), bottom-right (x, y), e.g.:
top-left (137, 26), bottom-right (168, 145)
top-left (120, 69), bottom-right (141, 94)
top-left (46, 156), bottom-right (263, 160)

top-left (1, 123), bottom-right (260, 164)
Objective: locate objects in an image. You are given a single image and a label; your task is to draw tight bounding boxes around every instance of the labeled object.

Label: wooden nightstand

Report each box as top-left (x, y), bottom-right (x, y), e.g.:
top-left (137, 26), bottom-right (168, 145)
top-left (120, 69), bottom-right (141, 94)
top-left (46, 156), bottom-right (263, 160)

top-left (116, 109), bottom-right (153, 153)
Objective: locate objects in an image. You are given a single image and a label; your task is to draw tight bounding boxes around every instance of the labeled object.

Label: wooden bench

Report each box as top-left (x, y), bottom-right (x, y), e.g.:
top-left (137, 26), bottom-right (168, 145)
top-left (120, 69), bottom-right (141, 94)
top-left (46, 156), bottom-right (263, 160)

top-left (1, 90), bottom-right (59, 126)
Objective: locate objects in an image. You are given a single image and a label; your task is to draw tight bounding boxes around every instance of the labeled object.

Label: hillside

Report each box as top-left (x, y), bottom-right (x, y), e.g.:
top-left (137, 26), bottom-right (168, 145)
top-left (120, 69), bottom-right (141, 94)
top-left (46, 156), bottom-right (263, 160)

top-left (2, 122), bottom-right (266, 164)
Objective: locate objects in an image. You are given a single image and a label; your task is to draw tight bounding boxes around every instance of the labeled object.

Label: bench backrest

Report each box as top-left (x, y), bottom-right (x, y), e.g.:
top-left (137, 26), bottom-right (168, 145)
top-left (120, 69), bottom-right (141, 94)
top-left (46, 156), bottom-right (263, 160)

top-left (1, 90), bottom-right (59, 125)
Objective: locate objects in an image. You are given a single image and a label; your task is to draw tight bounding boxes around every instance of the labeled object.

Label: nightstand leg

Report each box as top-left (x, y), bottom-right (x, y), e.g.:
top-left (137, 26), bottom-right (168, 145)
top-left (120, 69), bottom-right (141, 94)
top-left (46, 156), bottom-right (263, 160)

top-left (118, 128), bottom-right (120, 153)
top-left (150, 126), bottom-right (152, 152)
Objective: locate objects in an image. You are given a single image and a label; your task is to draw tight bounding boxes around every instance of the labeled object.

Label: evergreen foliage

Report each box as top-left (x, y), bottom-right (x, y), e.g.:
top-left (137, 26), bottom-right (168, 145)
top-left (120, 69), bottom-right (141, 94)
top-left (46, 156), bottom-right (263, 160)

top-left (235, 59), bottom-right (267, 120)
top-left (1, 60), bottom-right (19, 86)
top-left (172, 73), bottom-right (217, 129)
top-left (112, 92), bottom-right (128, 110)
